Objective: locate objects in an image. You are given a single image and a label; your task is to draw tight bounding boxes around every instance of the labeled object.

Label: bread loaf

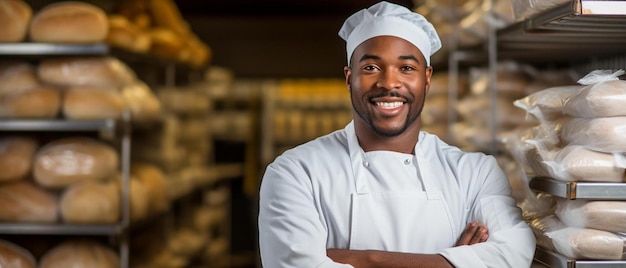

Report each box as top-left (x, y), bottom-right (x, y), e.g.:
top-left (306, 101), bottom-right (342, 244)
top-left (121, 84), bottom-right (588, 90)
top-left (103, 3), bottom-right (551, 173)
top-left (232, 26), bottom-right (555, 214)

top-left (0, 62), bottom-right (39, 97)
top-left (0, 85), bottom-right (61, 119)
top-left (0, 0), bottom-right (32, 42)
top-left (63, 87), bottom-right (127, 120)
top-left (33, 137), bottom-right (119, 189)
top-left (38, 57), bottom-right (136, 88)
top-left (60, 179), bottom-right (120, 223)
top-left (106, 15), bottom-right (152, 53)
top-left (39, 239), bottom-right (119, 268)
top-left (120, 81), bottom-right (162, 122)
top-left (546, 227), bottom-right (625, 260)
top-left (131, 163), bottom-right (170, 215)
top-left (148, 27), bottom-right (185, 60)
top-left (0, 239), bottom-right (36, 268)
top-left (0, 137), bottom-right (38, 182)
top-left (0, 181), bottom-right (59, 223)
top-left (29, 1), bottom-right (109, 43)
top-left (129, 177), bottom-right (149, 222)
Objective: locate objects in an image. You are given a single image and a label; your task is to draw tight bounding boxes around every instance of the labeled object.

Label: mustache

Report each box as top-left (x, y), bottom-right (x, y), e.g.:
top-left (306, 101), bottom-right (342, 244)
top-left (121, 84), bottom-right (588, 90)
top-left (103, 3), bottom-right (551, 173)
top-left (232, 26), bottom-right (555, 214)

top-left (369, 91), bottom-right (411, 101)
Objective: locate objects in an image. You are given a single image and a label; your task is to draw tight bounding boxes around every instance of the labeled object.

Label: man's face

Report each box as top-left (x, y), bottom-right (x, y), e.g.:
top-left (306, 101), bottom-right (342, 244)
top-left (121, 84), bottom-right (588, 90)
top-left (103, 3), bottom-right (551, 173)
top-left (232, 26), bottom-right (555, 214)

top-left (344, 36), bottom-right (432, 137)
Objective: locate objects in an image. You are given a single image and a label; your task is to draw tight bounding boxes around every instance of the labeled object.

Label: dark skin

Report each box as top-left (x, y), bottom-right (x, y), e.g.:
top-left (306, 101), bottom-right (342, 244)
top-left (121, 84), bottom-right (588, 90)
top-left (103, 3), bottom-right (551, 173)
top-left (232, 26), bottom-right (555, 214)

top-left (327, 36), bottom-right (489, 268)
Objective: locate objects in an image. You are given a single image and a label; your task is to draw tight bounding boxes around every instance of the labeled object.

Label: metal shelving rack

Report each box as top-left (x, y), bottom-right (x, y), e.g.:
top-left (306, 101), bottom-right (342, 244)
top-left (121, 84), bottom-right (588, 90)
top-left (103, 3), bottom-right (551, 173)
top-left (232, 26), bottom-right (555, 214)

top-left (0, 117), bottom-right (132, 268)
top-left (497, 0), bottom-right (626, 65)
top-left (0, 43), bottom-right (133, 267)
top-left (445, 0), bottom-right (626, 266)
top-left (499, 1), bottom-right (626, 267)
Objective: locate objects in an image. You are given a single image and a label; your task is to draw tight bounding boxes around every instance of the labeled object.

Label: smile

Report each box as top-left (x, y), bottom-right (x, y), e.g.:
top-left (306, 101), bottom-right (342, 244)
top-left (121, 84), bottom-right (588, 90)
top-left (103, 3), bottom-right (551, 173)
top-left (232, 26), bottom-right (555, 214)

top-left (375, 101), bottom-right (404, 109)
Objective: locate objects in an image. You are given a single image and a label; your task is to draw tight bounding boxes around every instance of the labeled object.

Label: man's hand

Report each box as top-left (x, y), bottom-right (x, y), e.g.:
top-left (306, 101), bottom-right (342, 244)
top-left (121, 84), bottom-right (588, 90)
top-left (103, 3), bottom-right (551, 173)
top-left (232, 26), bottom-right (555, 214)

top-left (456, 221), bottom-right (488, 246)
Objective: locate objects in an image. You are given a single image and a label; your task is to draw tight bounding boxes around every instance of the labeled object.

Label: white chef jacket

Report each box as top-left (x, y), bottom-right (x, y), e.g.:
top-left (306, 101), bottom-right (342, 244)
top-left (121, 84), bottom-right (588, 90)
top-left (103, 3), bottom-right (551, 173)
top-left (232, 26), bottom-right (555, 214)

top-left (258, 121), bottom-right (536, 268)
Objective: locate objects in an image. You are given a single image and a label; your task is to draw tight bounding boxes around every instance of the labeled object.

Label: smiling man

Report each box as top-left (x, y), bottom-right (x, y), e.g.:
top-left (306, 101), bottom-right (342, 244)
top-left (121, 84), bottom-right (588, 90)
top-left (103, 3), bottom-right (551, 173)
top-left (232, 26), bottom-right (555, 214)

top-left (258, 1), bottom-right (536, 267)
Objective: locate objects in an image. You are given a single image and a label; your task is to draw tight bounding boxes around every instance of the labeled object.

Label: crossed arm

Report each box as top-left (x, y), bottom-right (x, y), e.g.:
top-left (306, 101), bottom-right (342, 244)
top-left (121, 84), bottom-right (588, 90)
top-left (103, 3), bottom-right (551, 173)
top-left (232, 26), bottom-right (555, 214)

top-left (326, 221), bottom-right (489, 268)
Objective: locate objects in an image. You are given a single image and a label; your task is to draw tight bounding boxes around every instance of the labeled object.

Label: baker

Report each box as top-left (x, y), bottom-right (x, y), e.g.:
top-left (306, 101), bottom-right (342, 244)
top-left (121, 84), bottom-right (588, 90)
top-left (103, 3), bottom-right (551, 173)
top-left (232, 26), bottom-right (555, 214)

top-left (258, 1), bottom-right (536, 267)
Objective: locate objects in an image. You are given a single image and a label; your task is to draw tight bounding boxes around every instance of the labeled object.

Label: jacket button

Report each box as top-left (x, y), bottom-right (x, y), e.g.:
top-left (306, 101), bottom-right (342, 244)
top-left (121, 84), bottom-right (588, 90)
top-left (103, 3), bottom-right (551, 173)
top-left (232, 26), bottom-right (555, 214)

top-left (362, 161), bottom-right (369, 167)
top-left (404, 159), bottom-right (411, 165)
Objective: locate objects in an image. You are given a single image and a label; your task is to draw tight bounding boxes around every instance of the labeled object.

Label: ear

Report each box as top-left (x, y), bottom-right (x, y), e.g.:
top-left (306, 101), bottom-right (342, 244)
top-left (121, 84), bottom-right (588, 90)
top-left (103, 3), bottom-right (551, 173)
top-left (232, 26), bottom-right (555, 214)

top-left (424, 66), bottom-right (433, 95)
top-left (343, 66), bottom-right (352, 91)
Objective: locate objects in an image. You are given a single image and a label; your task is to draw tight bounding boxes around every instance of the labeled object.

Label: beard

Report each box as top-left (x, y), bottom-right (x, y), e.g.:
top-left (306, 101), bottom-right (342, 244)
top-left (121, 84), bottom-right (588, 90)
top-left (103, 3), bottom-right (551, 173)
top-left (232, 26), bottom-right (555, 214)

top-left (350, 87), bottom-right (425, 137)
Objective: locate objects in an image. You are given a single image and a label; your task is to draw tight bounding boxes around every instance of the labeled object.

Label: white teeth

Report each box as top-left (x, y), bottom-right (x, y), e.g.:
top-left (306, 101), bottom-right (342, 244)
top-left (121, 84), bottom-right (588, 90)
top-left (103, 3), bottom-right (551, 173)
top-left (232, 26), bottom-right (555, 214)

top-left (376, 102), bottom-right (403, 109)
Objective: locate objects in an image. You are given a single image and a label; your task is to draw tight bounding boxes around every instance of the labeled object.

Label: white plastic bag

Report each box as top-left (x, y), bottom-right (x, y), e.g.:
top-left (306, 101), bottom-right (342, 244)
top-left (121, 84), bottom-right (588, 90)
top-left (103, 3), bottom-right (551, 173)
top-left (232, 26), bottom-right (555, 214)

top-left (562, 70), bottom-right (626, 118)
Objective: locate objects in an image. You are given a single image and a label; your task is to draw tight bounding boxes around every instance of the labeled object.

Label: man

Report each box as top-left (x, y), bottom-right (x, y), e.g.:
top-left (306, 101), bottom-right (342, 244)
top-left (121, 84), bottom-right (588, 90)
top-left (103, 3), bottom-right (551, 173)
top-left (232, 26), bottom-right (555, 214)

top-left (258, 1), bottom-right (536, 267)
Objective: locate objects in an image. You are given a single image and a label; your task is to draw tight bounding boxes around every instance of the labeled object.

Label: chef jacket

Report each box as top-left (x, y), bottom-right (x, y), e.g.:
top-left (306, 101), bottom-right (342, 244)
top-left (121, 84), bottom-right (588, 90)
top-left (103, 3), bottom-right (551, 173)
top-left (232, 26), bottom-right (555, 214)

top-left (259, 121), bottom-right (536, 268)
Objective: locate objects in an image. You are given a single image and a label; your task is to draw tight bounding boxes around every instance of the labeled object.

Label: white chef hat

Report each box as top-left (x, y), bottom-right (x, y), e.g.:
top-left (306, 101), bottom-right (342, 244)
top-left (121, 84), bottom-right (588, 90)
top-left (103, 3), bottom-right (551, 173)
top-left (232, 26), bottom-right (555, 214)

top-left (338, 1), bottom-right (441, 66)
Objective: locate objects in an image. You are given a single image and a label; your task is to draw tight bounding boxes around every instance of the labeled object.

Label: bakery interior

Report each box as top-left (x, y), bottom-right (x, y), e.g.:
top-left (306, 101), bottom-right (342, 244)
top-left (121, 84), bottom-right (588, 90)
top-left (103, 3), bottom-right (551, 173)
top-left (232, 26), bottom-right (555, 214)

top-left (1, 0), bottom-right (626, 267)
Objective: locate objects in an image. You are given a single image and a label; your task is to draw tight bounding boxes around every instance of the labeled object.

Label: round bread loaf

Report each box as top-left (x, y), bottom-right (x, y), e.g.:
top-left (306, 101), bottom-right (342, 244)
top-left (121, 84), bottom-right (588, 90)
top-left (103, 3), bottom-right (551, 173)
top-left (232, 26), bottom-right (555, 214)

top-left (0, 239), bottom-right (37, 268)
top-left (60, 179), bottom-right (120, 223)
top-left (120, 81), bottom-right (161, 122)
top-left (0, 62), bottom-right (39, 97)
top-left (0, 85), bottom-right (61, 119)
top-left (131, 163), bottom-right (170, 215)
top-left (0, 181), bottom-right (59, 223)
top-left (29, 1), bottom-right (108, 43)
top-left (33, 137), bottom-right (119, 189)
top-left (128, 176), bottom-right (149, 222)
top-left (0, 0), bottom-right (32, 42)
top-left (40, 239), bottom-right (119, 268)
top-left (38, 57), bottom-right (136, 88)
top-left (0, 136), bottom-right (38, 182)
top-left (106, 15), bottom-right (152, 53)
top-left (63, 86), bottom-right (126, 120)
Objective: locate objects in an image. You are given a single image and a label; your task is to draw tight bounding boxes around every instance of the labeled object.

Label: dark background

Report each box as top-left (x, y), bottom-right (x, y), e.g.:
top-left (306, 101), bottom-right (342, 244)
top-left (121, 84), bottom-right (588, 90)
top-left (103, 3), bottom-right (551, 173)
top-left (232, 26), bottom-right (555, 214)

top-left (178, 0), bottom-right (415, 78)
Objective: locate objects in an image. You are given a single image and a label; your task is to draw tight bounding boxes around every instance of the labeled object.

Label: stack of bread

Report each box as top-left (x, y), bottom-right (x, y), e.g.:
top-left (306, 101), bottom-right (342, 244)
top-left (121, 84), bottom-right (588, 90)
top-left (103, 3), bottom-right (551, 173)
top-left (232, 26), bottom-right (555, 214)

top-left (0, 0), bottom-right (210, 68)
top-left (0, 0), bottom-right (109, 44)
top-left (513, 69), bottom-right (626, 260)
top-left (108, 0), bottom-right (211, 67)
top-left (0, 56), bottom-right (162, 123)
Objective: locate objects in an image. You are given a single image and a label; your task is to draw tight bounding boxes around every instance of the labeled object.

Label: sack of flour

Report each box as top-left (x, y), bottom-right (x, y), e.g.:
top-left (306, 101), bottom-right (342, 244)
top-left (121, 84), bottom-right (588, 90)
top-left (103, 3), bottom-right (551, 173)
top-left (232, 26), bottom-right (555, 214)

top-left (563, 70), bottom-right (626, 118)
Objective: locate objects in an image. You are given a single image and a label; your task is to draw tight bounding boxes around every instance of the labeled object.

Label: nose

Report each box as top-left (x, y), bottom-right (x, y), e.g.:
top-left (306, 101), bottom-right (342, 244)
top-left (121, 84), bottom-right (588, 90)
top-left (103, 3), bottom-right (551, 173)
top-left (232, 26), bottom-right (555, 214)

top-left (376, 69), bottom-right (401, 90)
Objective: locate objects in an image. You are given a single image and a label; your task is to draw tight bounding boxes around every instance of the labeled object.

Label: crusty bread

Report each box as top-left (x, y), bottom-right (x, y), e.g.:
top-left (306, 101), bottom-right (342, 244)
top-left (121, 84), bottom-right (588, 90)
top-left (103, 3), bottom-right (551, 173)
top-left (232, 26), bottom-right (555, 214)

top-left (131, 163), bottom-right (170, 215)
top-left (63, 86), bottom-right (127, 120)
top-left (0, 181), bottom-right (59, 223)
top-left (121, 81), bottom-right (161, 122)
top-left (106, 14), bottom-right (152, 53)
top-left (38, 57), bottom-right (136, 89)
top-left (39, 239), bottom-right (119, 268)
top-left (0, 0), bottom-right (32, 42)
top-left (33, 137), bottom-right (119, 189)
top-left (0, 239), bottom-right (37, 268)
top-left (0, 85), bottom-right (61, 119)
top-left (0, 136), bottom-right (38, 182)
top-left (0, 62), bottom-right (39, 97)
top-left (60, 179), bottom-right (120, 224)
top-left (29, 1), bottom-right (109, 43)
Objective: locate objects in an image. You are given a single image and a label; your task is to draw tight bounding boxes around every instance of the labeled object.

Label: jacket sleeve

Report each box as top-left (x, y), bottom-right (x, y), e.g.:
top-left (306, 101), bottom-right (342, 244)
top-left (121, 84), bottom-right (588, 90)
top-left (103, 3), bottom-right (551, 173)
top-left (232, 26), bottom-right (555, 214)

top-left (438, 155), bottom-right (536, 268)
top-left (258, 157), bottom-right (353, 268)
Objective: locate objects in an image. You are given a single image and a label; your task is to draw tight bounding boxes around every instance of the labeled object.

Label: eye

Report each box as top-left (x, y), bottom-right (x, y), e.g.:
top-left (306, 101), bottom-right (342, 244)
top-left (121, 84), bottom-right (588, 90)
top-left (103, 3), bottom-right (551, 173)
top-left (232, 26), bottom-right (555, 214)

top-left (400, 65), bottom-right (416, 71)
top-left (363, 65), bottom-right (379, 71)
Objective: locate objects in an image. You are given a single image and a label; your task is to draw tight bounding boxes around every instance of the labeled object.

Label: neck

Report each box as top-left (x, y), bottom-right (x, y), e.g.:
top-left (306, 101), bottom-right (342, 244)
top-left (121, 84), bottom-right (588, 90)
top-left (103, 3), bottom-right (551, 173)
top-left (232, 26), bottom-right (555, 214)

top-left (354, 120), bottom-right (421, 154)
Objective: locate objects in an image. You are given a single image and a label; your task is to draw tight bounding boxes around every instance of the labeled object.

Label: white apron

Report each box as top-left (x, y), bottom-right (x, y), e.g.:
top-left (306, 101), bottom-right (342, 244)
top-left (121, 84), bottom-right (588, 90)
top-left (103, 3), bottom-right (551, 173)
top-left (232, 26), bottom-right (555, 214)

top-left (347, 127), bottom-right (458, 253)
